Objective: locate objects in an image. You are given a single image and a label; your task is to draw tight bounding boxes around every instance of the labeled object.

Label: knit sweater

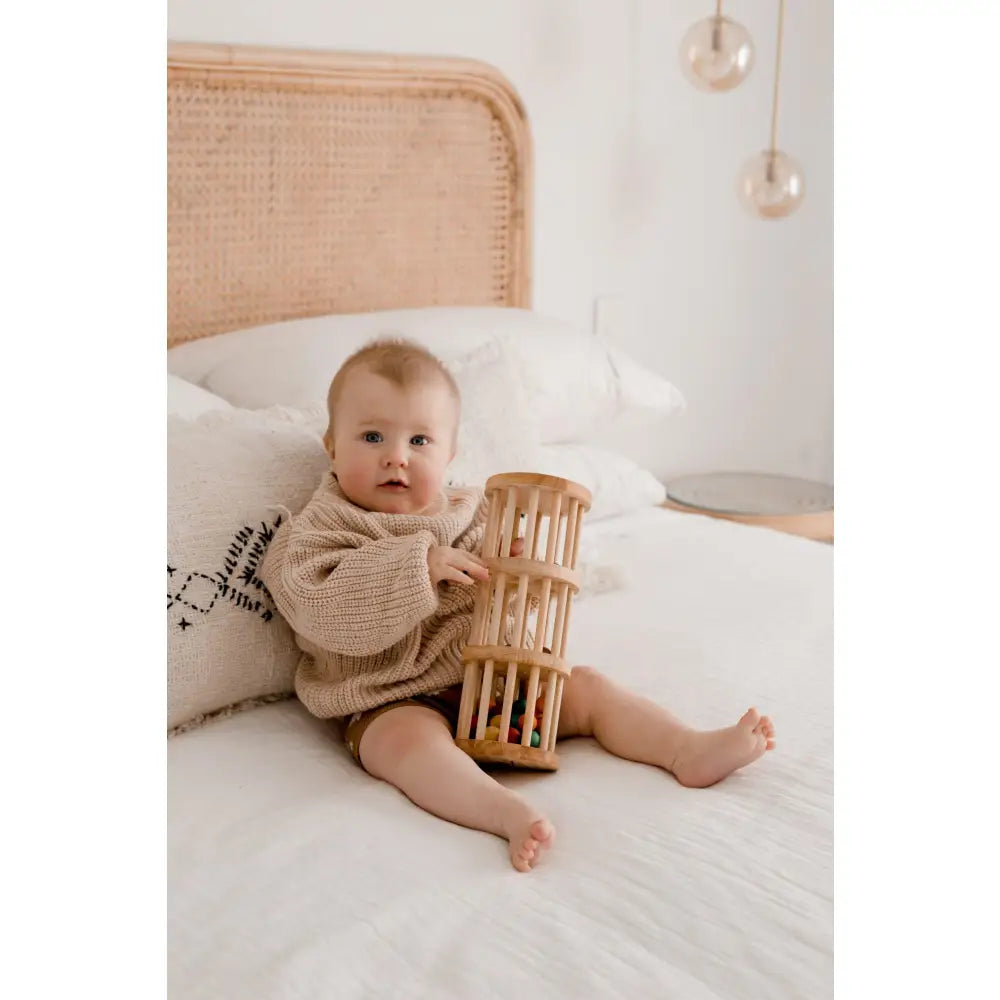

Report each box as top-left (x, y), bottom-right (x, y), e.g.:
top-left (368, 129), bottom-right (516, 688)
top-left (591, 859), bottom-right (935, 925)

top-left (260, 472), bottom-right (490, 718)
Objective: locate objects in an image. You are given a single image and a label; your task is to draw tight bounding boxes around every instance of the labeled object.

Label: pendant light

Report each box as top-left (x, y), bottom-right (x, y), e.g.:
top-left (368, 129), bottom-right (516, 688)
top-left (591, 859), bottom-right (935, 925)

top-left (736, 0), bottom-right (805, 219)
top-left (679, 1), bottom-right (754, 93)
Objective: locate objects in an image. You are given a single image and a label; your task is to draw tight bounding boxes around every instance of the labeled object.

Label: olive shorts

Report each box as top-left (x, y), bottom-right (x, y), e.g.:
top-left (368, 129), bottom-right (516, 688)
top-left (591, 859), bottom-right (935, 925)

top-left (343, 684), bottom-right (464, 764)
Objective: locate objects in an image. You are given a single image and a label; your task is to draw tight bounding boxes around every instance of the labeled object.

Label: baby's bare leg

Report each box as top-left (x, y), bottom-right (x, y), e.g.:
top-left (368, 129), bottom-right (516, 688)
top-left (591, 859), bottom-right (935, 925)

top-left (358, 705), bottom-right (554, 871)
top-left (558, 666), bottom-right (775, 788)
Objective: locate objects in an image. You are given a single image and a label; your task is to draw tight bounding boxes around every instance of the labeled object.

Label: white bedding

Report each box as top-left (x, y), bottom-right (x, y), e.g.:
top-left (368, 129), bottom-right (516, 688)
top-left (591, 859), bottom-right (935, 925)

top-left (168, 507), bottom-right (832, 999)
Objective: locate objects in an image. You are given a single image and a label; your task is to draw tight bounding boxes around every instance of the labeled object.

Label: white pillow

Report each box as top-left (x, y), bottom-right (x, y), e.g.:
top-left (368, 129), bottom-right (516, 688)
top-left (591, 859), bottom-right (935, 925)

top-left (533, 443), bottom-right (666, 520)
top-left (167, 373), bottom-right (233, 419)
top-left (167, 407), bottom-right (329, 729)
top-left (445, 341), bottom-right (540, 487)
top-left (167, 307), bottom-right (684, 443)
top-left (263, 341), bottom-right (542, 490)
top-left (278, 403), bottom-right (660, 524)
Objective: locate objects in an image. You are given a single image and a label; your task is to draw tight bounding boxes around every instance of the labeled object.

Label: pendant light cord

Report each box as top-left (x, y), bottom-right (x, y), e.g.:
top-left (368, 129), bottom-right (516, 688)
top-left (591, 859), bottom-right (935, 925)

top-left (769, 0), bottom-right (785, 153)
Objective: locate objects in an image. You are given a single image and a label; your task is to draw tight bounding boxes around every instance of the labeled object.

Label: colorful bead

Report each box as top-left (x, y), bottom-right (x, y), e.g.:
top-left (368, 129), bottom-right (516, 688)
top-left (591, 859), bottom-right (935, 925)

top-left (530, 731), bottom-right (541, 748)
top-left (512, 699), bottom-right (527, 715)
top-left (488, 714), bottom-right (504, 730)
top-left (507, 728), bottom-right (521, 743)
top-left (483, 726), bottom-right (501, 741)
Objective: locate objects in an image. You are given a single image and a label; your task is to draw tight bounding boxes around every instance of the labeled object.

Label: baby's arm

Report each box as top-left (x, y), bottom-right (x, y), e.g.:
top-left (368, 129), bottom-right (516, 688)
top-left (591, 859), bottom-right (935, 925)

top-left (261, 520), bottom-right (440, 657)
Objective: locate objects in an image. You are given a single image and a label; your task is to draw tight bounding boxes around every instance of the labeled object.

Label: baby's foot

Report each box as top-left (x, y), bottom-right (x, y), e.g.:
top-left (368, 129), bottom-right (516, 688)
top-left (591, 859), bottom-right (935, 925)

top-left (671, 708), bottom-right (776, 788)
top-left (501, 801), bottom-right (555, 872)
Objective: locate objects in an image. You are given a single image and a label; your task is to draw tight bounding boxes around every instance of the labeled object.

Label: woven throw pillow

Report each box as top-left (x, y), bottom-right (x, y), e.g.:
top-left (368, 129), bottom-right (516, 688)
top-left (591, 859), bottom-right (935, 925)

top-left (167, 408), bottom-right (330, 729)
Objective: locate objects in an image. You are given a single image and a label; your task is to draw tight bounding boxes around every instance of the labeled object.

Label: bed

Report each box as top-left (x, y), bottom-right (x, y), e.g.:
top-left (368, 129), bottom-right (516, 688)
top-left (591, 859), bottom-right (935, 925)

top-left (167, 43), bottom-right (832, 1000)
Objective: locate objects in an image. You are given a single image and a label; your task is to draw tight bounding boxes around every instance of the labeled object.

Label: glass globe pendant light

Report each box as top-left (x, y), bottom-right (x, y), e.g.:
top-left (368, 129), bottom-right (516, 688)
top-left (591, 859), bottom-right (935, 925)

top-left (679, 1), bottom-right (754, 93)
top-left (737, 0), bottom-right (805, 219)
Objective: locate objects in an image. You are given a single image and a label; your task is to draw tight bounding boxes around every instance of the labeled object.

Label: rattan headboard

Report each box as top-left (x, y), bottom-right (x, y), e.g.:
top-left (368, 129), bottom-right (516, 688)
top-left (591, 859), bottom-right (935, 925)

top-left (167, 43), bottom-right (533, 347)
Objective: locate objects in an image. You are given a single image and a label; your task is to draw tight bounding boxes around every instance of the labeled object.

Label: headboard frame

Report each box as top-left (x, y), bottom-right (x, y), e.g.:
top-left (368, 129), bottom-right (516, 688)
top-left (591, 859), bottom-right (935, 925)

top-left (167, 43), bottom-right (533, 347)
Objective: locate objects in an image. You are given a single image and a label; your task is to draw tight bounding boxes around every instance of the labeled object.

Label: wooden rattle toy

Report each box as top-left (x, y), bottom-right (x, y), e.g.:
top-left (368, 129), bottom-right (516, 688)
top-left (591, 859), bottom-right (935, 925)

top-left (455, 472), bottom-right (591, 771)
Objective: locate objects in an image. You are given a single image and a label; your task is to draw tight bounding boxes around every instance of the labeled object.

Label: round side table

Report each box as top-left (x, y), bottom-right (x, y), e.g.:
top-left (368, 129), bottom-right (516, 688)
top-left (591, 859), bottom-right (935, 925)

top-left (663, 472), bottom-right (834, 543)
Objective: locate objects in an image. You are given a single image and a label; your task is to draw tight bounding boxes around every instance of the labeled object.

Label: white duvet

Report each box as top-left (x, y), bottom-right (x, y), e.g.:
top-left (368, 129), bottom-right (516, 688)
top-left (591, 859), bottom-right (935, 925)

top-left (168, 508), bottom-right (832, 999)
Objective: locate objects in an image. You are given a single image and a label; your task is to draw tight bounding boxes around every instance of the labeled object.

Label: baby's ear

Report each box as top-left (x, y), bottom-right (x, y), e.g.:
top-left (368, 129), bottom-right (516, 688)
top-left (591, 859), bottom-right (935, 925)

top-left (322, 431), bottom-right (336, 463)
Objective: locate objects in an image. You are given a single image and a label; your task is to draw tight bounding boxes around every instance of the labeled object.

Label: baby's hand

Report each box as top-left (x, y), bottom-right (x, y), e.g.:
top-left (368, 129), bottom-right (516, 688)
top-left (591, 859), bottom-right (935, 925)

top-left (427, 545), bottom-right (489, 587)
top-left (509, 537), bottom-right (525, 558)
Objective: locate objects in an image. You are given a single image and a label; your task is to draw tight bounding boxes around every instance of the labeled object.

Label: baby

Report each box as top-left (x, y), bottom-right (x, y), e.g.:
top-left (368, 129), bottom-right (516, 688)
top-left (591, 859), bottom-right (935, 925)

top-left (261, 338), bottom-right (775, 872)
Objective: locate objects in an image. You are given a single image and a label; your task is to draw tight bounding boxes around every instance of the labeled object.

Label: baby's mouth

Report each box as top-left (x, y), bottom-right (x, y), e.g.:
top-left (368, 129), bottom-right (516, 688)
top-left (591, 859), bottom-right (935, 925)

top-left (378, 479), bottom-right (409, 491)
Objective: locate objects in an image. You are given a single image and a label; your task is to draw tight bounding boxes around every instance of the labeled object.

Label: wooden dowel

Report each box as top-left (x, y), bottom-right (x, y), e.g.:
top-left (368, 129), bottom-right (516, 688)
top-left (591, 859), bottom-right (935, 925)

top-left (548, 674), bottom-right (566, 750)
top-left (529, 509), bottom-right (543, 560)
top-left (516, 489), bottom-right (541, 648)
top-left (509, 578), bottom-right (530, 659)
top-left (457, 660), bottom-right (481, 738)
top-left (469, 491), bottom-right (504, 642)
top-left (551, 581), bottom-right (569, 659)
top-left (475, 659), bottom-right (494, 739)
top-left (532, 578), bottom-right (553, 653)
top-left (556, 589), bottom-right (575, 660)
top-left (538, 670), bottom-right (558, 749)
top-left (561, 498), bottom-right (579, 569)
top-left (499, 661), bottom-right (518, 739)
top-left (521, 665), bottom-right (540, 746)
top-left (481, 489), bottom-right (503, 559)
top-left (554, 509), bottom-right (567, 567)
top-left (532, 492), bottom-right (563, 649)
top-left (498, 582), bottom-right (513, 642)
top-left (484, 486), bottom-right (518, 647)
top-left (544, 493), bottom-right (562, 563)
top-left (485, 492), bottom-right (516, 646)
top-left (468, 578), bottom-right (491, 647)
top-left (508, 485), bottom-right (539, 662)
top-left (569, 502), bottom-right (584, 570)
top-left (486, 576), bottom-right (506, 645)
top-left (500, 487), bottom-right (518, 557)
top-left (522, 488), bottom-right (540, 561)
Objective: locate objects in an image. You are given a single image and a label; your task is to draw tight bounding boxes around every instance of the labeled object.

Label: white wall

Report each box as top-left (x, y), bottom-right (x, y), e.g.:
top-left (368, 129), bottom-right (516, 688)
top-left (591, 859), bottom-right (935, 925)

top-left (168, 0), bottom-right (833, 485)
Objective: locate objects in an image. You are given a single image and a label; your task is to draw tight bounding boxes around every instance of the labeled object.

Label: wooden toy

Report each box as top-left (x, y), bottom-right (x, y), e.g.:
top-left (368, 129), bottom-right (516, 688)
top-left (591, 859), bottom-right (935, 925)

top-left (455, 472), bottom-right (591, 771)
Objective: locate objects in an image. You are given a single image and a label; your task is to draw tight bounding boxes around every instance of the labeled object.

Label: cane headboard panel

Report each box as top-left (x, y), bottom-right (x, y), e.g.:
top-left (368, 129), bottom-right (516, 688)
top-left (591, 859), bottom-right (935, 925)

top-left (167, 43), bottom-right (533, 347)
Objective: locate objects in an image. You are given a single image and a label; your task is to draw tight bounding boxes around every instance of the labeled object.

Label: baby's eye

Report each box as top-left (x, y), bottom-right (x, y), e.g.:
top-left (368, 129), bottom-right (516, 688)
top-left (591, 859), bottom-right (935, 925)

top-left (410, 434), bottom-right (430, 446)
top-left (363, 431), bottom-right (382, 444)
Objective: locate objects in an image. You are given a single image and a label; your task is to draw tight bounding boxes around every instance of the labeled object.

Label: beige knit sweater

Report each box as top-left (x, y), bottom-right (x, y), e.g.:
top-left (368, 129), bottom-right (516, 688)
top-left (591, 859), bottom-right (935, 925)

top-left (260, 472), bottom-right (490, 718)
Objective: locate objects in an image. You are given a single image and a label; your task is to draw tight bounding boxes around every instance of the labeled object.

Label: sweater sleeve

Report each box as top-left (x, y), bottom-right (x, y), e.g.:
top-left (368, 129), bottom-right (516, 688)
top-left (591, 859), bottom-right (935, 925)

top-left (261, 519), bottom-right (439, 657)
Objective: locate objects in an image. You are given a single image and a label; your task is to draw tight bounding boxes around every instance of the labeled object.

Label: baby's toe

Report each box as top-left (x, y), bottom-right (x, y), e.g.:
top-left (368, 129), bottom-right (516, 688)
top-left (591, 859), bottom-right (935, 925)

top-left (739, 707), bottom-right (761, 730)
top-left (530, 820), bottom-right (555, 847)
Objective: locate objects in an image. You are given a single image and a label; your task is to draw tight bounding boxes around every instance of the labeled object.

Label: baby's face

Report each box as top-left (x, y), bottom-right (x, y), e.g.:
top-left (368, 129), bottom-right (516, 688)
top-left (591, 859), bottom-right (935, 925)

top-left (329, 368), bottom-right (457, 515)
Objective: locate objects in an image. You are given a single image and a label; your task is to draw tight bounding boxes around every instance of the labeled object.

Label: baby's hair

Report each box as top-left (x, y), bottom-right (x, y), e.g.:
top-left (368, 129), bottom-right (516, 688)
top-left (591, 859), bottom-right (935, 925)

top-left (324, 337), bottom-right (460, 453)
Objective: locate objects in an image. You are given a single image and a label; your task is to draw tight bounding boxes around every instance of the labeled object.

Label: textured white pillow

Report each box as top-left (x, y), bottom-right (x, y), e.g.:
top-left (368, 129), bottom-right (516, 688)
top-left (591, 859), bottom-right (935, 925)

top-left (533, 443), bottom-right (666, 520)
top-left (167, 373), bottom-right (233, 419)
top-left (167, 408), bottom-right (330, 729)
top-left (166, 307), bottom-right (684, 443)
